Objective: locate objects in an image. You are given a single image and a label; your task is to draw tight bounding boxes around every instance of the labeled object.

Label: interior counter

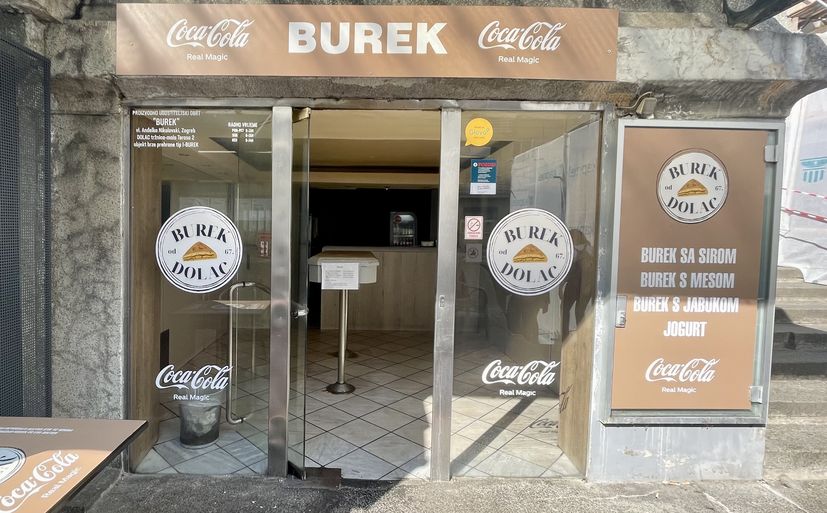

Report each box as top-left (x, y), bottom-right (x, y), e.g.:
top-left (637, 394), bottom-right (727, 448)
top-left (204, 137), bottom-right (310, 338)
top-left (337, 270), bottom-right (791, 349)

top-left (320, 246), bottom-right (437, 331)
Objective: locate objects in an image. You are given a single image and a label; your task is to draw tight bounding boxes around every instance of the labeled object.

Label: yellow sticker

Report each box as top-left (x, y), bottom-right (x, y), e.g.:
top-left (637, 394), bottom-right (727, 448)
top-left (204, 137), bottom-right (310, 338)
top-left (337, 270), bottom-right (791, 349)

top-left (464, 118), bottom-right (493, 147)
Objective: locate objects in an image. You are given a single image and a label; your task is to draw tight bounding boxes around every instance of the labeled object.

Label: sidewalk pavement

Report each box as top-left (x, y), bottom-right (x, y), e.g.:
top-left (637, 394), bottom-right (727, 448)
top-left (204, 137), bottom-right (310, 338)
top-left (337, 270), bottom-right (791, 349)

top-left (86, 474), bottom-right (826, 513)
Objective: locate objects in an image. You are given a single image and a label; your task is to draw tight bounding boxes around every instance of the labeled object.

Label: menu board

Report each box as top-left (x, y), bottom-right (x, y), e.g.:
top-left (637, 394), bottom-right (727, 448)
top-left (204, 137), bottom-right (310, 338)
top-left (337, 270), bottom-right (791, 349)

top-left (0, 417), bottom-right (145, 513)
top-left (610, 126), bottom-right (770, 410)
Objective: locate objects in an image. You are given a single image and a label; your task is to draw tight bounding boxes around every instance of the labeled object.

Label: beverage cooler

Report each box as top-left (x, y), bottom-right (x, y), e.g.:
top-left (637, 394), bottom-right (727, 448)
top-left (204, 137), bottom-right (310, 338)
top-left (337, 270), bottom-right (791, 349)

top-left (390, 212), bottom-right (417, 246)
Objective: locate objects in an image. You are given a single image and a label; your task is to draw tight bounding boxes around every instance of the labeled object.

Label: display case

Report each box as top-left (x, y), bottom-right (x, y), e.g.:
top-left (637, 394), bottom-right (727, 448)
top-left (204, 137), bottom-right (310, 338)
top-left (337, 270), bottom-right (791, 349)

top-left (390, 211), bottom-right (417, 246)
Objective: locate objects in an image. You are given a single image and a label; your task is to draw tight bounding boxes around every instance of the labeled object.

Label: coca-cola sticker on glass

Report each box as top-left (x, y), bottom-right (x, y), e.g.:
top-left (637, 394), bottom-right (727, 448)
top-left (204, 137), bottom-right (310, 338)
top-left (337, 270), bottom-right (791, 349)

top-left (155, 207), bottom-right (243, 294)
top-left (486, 208), bottom-right (574, 296)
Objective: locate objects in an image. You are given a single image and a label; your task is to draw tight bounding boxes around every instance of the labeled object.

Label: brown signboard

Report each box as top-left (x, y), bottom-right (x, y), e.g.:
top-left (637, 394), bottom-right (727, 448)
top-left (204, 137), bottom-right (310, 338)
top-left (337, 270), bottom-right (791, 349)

top-left (610, 126), bottom-right (770, 410)
top-left (0, 417), bottom-right (146, 513)
top-left (116, 4), bottom-right (617, 81)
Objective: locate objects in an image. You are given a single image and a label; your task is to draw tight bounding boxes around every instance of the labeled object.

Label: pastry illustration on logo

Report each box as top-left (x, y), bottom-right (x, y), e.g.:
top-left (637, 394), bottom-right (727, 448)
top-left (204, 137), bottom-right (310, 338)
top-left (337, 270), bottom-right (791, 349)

top-left (512, 243), bottom-right (548, 263)
top-left (657, 149), bottom-right (729, 224)
top-left (0, 447), bottom-right (25, 485)
top-left (182, 241), bottom-right (218, 261)
top-left (487, 208), bottom-right (574, 296)
top-left (155, 206), bottom-right (242, 293)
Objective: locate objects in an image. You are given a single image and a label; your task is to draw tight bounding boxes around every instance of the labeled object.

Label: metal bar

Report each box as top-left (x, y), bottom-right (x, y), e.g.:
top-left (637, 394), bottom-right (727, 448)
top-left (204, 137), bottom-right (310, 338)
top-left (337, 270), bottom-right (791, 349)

top-left (268, 106), bottom-right (294, 478)
top-left (326, 290), bottom-right (354, 394)
top-left (338, 290), bottom-right (348, 384)
top-left (430, 108), bottom-right (461, 481)
top-left (226, 282), bottom-right (245, 425)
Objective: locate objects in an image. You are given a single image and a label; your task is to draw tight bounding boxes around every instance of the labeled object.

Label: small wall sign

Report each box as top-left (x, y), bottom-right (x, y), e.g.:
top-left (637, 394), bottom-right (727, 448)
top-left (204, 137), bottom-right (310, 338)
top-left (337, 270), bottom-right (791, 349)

top-left (155, 207), bottom-right (243, 294)
top-left (471, 159), bottom-right (497, 195)
top-left (486, 208), bottom-right (574, 296)
top-left (464, 216), bottom-right (484, 240)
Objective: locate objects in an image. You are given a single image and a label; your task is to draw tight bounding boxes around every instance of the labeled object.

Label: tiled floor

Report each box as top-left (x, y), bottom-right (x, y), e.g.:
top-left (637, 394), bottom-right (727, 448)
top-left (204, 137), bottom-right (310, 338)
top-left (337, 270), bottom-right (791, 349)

top-left (137, 328), bottom-right (579, 480)
top-left (301, 330), bottom-right (434, 480)
top-left (302, 329), bottom-right (579, 480)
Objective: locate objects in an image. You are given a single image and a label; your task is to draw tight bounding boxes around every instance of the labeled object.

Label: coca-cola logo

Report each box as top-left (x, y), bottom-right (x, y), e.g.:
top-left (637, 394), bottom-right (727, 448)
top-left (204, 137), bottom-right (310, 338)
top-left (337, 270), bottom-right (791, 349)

top-left (155, 364), bottom-right (231, 392)
top-left (645, 357), bottom-right (719, 383)
top-left (478, 21), bottom-right (565, 52)
top-left (166, 18), bottom-right (253, 49)
top-left (0, 451), bottom-right (79, 513)
top-left (482, 359), bottom-right (560, 386)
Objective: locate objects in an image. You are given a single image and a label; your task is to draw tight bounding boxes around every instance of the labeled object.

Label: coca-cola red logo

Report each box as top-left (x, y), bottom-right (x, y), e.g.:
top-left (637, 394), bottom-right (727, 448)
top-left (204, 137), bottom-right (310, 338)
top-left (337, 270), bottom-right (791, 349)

top-left (477, 21), bottom-right (565, 52)
top-left (482, 359), bottom-right (560, 386)
top-left (644, 357), bottom-right (719, 383)
top-left (166, 18), bottom-right (253, 49)
top-left (155, 364), bottom-right (231, 391)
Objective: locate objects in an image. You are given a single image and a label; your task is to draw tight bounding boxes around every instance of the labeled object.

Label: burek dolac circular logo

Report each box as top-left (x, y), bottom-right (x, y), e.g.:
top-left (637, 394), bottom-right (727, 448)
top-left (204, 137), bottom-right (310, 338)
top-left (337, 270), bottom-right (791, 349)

top-left (156, 207), bottom-right (242, 294)
top-left (657, 149), bottom-right (729, 224)
top-left (487, 208), bottom-right (574, 296)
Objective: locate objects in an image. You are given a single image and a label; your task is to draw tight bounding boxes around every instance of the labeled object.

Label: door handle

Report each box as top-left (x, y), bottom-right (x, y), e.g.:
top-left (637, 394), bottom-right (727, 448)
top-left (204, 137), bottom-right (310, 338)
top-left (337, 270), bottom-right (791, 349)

top-left (292, 306), bottom-right (309, 318)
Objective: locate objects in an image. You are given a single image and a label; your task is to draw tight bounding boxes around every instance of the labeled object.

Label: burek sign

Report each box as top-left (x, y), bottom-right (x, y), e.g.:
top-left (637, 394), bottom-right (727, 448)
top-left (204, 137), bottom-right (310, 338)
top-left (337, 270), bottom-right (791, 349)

top-left (155, 207), bottom-right (242, 294)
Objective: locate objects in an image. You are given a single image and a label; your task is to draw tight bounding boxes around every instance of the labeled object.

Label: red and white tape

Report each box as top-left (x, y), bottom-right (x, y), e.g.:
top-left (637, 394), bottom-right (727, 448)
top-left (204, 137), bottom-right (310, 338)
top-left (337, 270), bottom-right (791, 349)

top-left (782, 207), bottom-right (827, 224)
top-left (782, 188), bottom-right (827, 201)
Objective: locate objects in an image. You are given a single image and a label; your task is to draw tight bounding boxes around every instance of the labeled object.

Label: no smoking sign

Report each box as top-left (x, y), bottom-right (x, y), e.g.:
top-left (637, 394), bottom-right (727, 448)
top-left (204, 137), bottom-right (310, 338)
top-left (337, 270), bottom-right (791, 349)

top-left (464, 216), bottom-right (483, 240)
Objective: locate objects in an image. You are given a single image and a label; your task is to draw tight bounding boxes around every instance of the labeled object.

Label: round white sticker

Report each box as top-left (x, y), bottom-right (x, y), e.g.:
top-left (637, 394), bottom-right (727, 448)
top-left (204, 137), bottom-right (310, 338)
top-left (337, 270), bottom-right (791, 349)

top-left (656, 149), bottom-right (729, 224)
top-left (486, 208), bottom-right (574, 296)
top-left (0, 447), bottom-right (25, 485)
top-left (155, 207), bottom-right (242, 294)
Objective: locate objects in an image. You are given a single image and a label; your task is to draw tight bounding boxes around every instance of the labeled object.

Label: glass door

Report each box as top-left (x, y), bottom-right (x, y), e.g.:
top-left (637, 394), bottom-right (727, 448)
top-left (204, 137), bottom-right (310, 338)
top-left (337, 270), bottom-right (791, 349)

top-left (129, 107), bottom-right (273, 475)
top-left (287, 108), bottom-right (311, 476)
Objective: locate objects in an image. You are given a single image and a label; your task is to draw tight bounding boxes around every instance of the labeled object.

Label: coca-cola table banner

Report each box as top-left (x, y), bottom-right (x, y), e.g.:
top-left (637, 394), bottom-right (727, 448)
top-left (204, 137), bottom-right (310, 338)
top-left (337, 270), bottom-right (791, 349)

top-left (610, 124), bottom-right (772, 410)
top-left (0, 417), bottom-right (146, 513)
top-left (116, 4), bottom-right (617, 81)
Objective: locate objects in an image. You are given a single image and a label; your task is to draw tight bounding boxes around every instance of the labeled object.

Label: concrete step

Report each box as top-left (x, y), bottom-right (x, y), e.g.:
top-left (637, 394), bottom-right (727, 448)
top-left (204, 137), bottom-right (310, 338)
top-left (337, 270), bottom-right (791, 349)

top-left (773, 331), bottom-right (827, 351)
top-left (768, 379), bottom-right (827, 417)
top-left (771, 350), bottom-right (827, 377)
top-left (764, 422), bottom-right (827, 479)
top-left (777, 267), bottom-right (805, 282)
top-left (775, 306), bottom-right (827, 326)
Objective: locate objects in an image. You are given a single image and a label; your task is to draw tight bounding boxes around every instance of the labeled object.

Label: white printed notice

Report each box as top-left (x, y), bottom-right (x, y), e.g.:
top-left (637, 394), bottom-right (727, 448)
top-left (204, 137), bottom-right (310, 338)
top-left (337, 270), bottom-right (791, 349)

top-left (321, 262), bottom-right (360, 290)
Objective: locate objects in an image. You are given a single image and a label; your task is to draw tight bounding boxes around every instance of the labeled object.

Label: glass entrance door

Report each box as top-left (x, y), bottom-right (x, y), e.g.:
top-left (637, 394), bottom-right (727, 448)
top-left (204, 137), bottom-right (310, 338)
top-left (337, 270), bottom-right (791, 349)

top-left (287, 108), bottom-right (311, 476)
top-left (130, 107), bottom-right (274, 475)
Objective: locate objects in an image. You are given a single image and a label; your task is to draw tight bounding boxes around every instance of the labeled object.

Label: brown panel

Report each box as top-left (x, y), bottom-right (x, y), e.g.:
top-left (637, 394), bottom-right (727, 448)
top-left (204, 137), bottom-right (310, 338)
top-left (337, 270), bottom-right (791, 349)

top-left (0, 417), bottom-right (145, 513)
top-left (611, 127), bottom-right (769, 410)
top-left (116, 4), bottom-right (617, 81)
top-left (559, 309), bottom-right (594, 473)
top-left (128, 115), bottom-right (162, 467)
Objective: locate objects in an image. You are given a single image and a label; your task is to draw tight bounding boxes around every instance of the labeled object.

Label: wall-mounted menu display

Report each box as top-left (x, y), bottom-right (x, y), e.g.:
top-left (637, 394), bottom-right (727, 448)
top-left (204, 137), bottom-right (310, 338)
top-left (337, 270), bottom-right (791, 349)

top-left (610, 126), bottom-right (771, 411)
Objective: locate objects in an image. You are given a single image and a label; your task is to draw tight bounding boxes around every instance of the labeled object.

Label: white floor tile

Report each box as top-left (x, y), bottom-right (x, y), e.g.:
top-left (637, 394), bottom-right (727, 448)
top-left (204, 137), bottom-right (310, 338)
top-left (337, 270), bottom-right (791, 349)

top-left (304, 433), bottom-right (358, 466)
top-left (363, 433), bottom-right (425, 467)
top-left (330, 449), bottom-right (396, 480)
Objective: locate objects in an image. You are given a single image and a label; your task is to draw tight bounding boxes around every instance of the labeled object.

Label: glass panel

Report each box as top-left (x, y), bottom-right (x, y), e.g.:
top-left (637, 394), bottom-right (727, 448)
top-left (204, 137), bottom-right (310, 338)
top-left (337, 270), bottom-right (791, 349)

top-left (130, 108), bottom-right (272, 475)
top-left (451, 111), bottom-right (600, 478)
top-left (288, 110), bottom-right (310, 476)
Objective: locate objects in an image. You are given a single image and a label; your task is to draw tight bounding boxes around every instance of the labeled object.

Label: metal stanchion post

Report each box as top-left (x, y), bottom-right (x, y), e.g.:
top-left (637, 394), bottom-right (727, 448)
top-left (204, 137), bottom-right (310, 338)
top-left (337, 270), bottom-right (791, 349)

top-left (327, 289), bottom-right (355, 394)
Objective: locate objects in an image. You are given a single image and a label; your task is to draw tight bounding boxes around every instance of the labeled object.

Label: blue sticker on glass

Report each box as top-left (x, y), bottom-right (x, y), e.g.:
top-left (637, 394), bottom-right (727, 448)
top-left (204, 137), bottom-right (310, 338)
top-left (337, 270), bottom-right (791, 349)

top-left (471, 159), bottom-right (497, 195)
